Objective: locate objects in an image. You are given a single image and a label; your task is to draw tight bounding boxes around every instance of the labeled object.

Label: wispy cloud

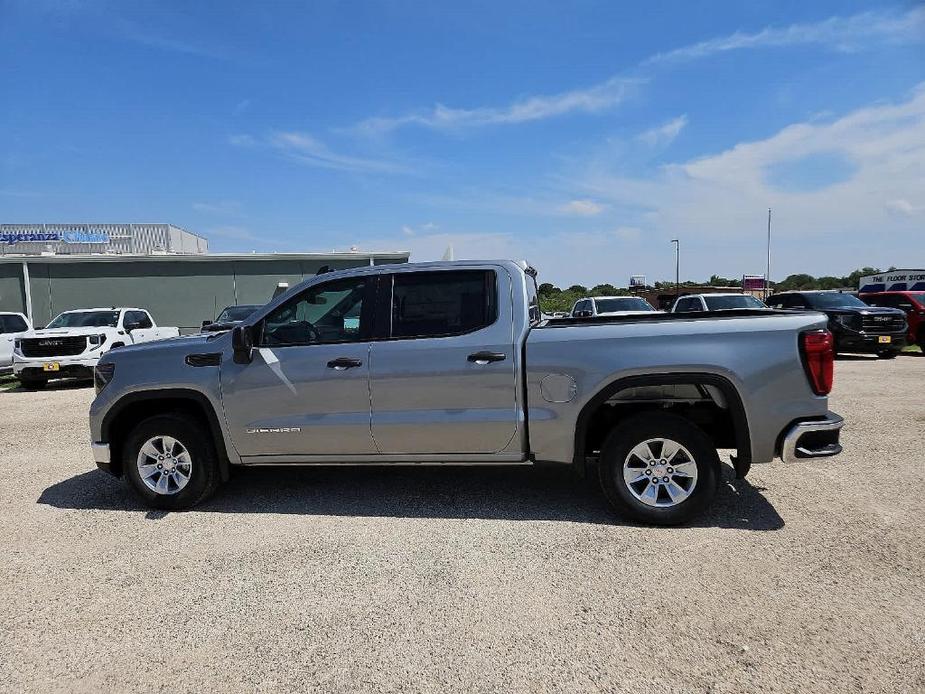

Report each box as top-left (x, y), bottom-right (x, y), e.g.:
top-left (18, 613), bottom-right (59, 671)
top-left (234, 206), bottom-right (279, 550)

top-left (230, 131), bottom-right (411, 174)
top-left (637, 115), bottom-right (688, 147)
top-left (352, 77), bottom-right (639, 135)
top-left (644, 7), bottom-right (925, 65)
top-left (193, 200), bottom-right (242, 216)
top-left (558, 199), bottom-right (607, 217)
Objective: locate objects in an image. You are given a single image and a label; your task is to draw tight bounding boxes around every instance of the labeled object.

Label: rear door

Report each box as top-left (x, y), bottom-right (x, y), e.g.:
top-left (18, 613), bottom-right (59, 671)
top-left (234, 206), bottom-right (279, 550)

top-left (368, 267), bottom-right (518, 456)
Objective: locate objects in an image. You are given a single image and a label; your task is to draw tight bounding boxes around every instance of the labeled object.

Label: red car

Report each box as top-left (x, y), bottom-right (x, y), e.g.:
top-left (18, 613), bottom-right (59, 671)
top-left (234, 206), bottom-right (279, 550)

top-left (860, 291), bottom-right (925, 350)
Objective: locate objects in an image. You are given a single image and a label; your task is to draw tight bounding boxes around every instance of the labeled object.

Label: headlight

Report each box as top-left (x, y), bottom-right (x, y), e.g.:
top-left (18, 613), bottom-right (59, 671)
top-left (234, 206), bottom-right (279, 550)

top-left (88, 334), bottom-right (107, 347)
top-left (94, 362), bottom-right (115, 395)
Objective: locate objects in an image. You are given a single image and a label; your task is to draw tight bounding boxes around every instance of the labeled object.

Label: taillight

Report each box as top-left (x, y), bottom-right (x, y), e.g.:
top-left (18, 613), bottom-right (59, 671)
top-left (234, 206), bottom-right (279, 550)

top-left (800, 329), bottom-right (834, 396)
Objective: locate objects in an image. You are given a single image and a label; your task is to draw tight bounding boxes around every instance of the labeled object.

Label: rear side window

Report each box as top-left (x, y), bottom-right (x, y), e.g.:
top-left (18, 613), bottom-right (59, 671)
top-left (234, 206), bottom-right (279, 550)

top-left (390, 270), bottom-right (496, 338)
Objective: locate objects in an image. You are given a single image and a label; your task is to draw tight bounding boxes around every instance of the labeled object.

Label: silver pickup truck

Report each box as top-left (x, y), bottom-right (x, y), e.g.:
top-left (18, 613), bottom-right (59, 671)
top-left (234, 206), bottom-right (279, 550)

top-left (88, 260), bottom-right (843, 525)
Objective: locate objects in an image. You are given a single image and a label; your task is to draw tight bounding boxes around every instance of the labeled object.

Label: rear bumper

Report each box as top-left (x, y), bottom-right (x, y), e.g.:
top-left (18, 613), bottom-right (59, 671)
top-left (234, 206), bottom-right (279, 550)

top-left (780, 413), bottom-right (844, 463)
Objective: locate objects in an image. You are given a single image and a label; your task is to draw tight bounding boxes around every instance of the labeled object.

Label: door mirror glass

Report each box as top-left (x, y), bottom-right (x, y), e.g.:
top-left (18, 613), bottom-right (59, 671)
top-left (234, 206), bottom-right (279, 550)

top-left (232, 325), bottom-right (255, 363)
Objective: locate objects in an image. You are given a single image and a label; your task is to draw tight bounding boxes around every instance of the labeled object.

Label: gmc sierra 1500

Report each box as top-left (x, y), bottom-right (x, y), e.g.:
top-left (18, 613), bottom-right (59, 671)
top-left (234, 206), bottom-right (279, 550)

top-left (88, 260), bottom-right (843, 525)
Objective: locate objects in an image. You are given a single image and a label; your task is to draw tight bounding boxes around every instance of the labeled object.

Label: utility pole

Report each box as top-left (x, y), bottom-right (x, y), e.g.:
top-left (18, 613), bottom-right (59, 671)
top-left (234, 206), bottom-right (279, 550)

top-left (766, 208), bottom-right (772, 299)
top-left (671, 239), bottom-right (680, 296)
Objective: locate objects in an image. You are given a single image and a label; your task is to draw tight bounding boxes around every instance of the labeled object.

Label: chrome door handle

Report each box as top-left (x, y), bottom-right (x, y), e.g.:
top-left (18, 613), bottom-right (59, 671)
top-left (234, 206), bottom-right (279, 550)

top-left (327, 357), bottom-right (363, 370)
top-left (467, 351), bottom-right (506, 364)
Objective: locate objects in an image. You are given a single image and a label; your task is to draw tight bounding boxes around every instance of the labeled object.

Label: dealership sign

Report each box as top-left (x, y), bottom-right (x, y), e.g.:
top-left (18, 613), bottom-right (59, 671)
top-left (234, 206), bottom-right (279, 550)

top-left (742, 275), bottom-right (766, 290)
top-left (1, 230), bottom-right (110, 245)
top-left (859, 270), bottom-right (925, 293)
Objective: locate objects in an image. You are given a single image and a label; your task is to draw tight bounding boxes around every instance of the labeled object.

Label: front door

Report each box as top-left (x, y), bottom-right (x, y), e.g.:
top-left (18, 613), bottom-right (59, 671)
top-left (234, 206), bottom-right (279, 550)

top-left (368, 267), bottom-right (519, 455)
top-left (221, 274), bottom-right (376, 458)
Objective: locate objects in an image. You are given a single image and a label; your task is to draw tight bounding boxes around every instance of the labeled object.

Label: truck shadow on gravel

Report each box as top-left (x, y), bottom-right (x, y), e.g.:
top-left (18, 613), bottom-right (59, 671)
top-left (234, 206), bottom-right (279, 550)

top-left (39, 464), bottom-right (784, 530)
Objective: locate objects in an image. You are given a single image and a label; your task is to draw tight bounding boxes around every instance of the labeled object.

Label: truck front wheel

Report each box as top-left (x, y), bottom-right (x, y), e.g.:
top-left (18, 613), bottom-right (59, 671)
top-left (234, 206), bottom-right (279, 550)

top-left (123, 414), bottom-right (220, 510)
top-left (598, 413), bottom-right (719, 526)
top-left (19, 376), bottom-right (47, 390)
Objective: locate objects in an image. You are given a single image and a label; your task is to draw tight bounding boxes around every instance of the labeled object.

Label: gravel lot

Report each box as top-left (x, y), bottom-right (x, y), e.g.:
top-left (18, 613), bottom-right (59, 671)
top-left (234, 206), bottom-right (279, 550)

top-left (1, 356), bottom-right (923, 693)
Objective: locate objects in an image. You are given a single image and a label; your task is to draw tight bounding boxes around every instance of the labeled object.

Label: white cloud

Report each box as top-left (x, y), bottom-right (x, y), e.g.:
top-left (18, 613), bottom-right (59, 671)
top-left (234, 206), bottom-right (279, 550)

top-left (230, 131), bottom-right (410, 174)
top-left (637, 115), bottom-right (688, 147)
top-left (573, 84), bottom-right (925, 277)
top-left (644, 6), bottom-right (925, 65)
top-left (353, 77), bottom-right (639, 135)
top-left (558, 199), bottom-right (606, 217)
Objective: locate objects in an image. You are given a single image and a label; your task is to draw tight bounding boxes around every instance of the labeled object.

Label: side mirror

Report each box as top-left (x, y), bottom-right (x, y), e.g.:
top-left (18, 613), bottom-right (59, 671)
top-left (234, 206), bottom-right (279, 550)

top-left (232, 325), bottom-right (255, 364)
top-left (576, 310), bottom-right (593, 318)
top-left (202, 320), bottom-right (212, 328)
top-left (124, 321), bottom-right (142, 332)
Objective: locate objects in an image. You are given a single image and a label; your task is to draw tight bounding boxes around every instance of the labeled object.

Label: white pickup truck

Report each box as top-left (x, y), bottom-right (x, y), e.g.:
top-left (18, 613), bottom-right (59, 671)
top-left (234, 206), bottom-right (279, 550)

top-left (13, 307), bottom-right (179, 389)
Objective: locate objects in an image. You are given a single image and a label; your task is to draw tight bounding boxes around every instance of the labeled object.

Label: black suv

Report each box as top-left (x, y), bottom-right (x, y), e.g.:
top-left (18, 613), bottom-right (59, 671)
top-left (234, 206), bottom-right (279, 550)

top-left (766, 291), bottom-right (907, 358)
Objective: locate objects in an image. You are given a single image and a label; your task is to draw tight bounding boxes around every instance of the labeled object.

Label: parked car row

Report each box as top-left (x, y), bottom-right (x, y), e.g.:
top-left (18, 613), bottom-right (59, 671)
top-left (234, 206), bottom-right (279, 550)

top-left (569, 289), bottom-right (915, 359)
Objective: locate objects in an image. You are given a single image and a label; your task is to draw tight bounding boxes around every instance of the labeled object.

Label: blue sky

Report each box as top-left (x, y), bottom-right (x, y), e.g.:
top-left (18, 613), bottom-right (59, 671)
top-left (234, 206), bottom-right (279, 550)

top-left (1, 1), bottom-right (923, 285)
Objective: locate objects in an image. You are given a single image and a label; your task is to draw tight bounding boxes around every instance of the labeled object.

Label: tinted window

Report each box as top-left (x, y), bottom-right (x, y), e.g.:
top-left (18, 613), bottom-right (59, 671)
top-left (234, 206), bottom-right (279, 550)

top-left (594, 297), bottom-right (655, 313)
top-left (674, 297), bottom-right (700, 312)
top-left (573, 299), bottom-right (591, 315)
top-left (704, 295), bottom-right (766, 310)
top-left (262, 276), bottom-right (368, 346)
top-left (47, 311), bottom-right (120, 328)
top-left (391, 270), bottom-right (496, 338)
top-left (1, 315), bottom-right (28, 333)
top-left (804, 293), bottom-right (867, 309)
top-left (125, 310), bottom-right (153, 329)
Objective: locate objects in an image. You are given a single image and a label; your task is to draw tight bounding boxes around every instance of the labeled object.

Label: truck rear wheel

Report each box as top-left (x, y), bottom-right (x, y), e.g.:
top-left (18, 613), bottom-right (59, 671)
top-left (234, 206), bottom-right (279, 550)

top-left (123, 414), bottom-right (220, 510)
top-left (598, 412), bottom-right (719, 526)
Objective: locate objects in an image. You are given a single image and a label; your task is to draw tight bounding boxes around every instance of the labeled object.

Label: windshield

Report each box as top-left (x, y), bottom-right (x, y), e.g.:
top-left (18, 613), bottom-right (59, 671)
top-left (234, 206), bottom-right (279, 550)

top-left (703, 295), bottom-right (766, 310)
top-left (805, 293), bottom-right (867, 309)
top-left (594, 297), bottom-right (655, 313)
top-left (216, 305), bottom-right (261, 322)
top-left (46, 310), bottom-right (120, 328)
top-left (909, 292), bottom-right (925, 306)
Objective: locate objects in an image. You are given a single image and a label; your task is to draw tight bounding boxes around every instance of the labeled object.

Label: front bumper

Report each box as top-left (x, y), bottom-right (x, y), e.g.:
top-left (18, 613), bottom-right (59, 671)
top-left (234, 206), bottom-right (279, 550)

top-left (832, 330), bottom-right (906, 353)
top-left (13, 356), bottom-right (100, 378)
top-left (91, 442), bottom-right (116, 476)
top-left (780, 413), bottom-right (844, 463)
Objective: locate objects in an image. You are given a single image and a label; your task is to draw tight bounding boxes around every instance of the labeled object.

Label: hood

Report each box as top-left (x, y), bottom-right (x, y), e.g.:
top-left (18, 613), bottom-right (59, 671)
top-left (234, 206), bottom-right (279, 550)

top-left (828, 306), bottom-right (905, 316)
top-left (105, 332), bottom-right (226, 358)
top-left (22, 327), bottom-right (115, 339)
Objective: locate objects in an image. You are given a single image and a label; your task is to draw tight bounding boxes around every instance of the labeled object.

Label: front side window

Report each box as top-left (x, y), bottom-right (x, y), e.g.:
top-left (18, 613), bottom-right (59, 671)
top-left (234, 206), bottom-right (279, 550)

top-left (125, 311), bottom-right (153, 328)
top-left (390, 270), bottom-right (496, 338)
top-left (46, 310), bottom-right (120, 328)
top-left (1, 315), bottom-right (28, 333)
top-left (261, 276), bottom-right (369, 346)
top-left (674, 297), bottom-right (699, 312)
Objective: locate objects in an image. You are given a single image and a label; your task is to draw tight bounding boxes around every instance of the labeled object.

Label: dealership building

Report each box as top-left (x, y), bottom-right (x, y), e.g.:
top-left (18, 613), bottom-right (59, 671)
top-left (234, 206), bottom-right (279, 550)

top-left (0, 224), bottom-right (409, 331)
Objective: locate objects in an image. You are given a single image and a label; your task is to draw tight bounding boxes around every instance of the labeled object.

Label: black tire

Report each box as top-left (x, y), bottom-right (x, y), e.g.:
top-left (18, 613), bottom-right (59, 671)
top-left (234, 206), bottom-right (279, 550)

top-left (19, 376), bottom-right (47, 390)
top-left (123, 413), bottom-right (220, 510)
top-left (877, 349), bottom-right (899, 359)
top-left (917, 330), bottom-right (925, 352)
top-left (598, 412), bottom-right (720, 526)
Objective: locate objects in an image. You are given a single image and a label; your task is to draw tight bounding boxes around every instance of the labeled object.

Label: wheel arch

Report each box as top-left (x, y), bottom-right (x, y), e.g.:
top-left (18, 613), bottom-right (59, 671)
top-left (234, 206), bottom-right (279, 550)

top-left (101, 389), bottom-right (231, 481)
top-left (573, 372), bottom-right (751, 471)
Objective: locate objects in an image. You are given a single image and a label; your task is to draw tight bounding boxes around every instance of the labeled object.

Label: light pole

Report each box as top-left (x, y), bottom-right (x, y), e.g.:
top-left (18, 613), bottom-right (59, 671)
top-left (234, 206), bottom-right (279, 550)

top-left (765, 208), bottom-right (772, 299)
top-left (671, 239), bottom-right (680, 296)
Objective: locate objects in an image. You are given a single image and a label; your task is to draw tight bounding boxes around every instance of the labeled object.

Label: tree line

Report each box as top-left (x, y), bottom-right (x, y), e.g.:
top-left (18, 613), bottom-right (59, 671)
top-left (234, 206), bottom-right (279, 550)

top-left (538, 267), bottom-right (889, 313)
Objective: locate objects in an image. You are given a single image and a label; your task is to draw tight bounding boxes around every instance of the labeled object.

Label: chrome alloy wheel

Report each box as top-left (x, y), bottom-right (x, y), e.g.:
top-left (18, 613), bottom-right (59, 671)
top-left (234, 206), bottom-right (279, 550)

top-left (622, 438), bottom-right (698, 508)
top-left (136, 435), bottom-right (193, 495)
